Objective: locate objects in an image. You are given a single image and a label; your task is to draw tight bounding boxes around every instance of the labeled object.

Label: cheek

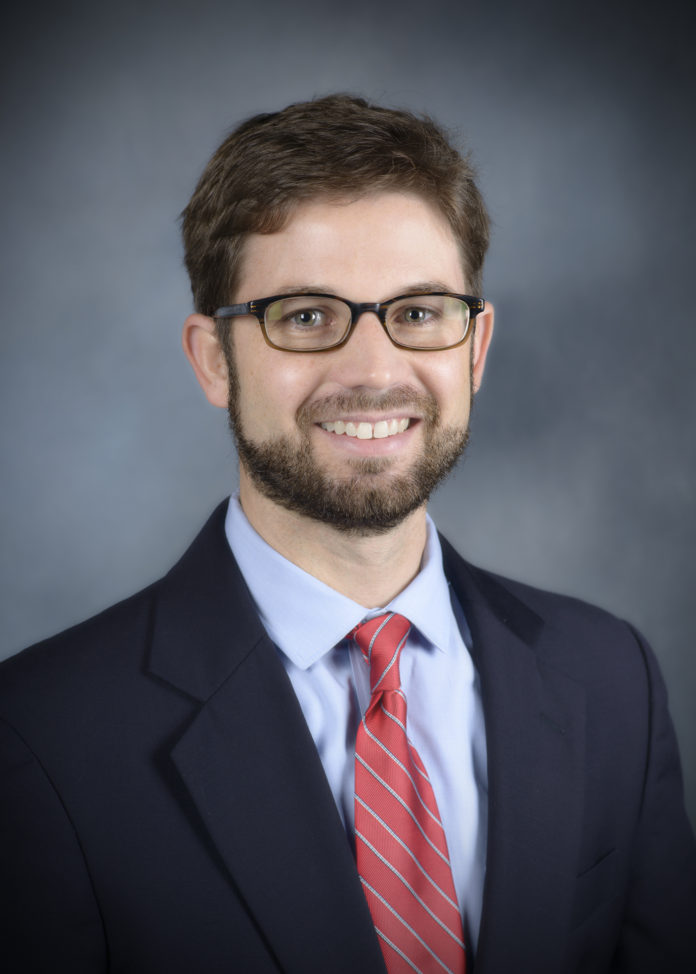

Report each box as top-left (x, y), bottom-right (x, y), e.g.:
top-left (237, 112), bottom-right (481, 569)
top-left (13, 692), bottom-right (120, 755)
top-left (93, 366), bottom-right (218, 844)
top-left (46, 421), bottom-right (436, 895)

top-left (421, 353), bottom-right (471, 421)
top-left (233, 342), bottom-right (321, 434)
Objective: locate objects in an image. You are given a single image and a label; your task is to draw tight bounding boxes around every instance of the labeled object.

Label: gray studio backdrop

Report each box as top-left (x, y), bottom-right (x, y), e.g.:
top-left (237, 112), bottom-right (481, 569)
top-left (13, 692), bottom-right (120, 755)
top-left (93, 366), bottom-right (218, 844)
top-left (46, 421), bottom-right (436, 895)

top-left (2, 0), bottom-right (695, 825)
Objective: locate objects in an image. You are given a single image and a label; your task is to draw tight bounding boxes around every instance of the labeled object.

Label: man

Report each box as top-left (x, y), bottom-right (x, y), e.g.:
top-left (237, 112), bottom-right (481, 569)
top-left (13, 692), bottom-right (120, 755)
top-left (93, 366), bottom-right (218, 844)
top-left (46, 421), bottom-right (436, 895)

top-left (1, 95), bottom-right (694, 973)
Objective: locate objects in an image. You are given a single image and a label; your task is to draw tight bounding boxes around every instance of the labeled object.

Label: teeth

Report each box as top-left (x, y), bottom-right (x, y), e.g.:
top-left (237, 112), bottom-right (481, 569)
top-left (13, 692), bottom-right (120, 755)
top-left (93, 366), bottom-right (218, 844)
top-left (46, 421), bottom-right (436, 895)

top-left (320, 418), bottom-right (410, 439)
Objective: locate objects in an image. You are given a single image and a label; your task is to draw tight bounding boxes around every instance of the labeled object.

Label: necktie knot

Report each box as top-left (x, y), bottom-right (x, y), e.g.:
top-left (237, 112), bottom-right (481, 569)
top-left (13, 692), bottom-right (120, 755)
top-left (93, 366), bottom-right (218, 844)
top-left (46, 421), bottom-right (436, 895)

top-left (351, 612), bottom-right (411, 695)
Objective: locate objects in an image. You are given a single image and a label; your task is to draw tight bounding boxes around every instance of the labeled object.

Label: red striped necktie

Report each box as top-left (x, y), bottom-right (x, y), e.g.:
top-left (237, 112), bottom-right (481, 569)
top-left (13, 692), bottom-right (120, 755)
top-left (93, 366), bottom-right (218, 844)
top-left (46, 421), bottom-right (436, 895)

top-left (352, 612), bottom-right (466, 974)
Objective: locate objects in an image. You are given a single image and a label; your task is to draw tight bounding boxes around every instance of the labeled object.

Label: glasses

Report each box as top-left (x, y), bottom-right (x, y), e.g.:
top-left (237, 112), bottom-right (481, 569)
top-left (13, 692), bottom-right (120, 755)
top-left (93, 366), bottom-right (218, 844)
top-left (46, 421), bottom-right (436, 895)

top-left (214, 291), bottom-right (485, 352)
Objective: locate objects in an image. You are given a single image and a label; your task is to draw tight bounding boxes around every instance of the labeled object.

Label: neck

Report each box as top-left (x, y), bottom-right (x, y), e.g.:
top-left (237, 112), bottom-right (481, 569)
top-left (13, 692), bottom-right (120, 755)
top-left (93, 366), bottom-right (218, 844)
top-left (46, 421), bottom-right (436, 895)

top-left (238, 474), bottom-right (428, 607)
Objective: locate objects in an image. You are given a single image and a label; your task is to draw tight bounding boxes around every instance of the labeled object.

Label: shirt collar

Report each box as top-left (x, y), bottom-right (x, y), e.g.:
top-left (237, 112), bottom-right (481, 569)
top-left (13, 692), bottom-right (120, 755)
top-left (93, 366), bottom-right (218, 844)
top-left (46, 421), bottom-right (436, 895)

top-left (225, 494), bottom-right (458, 670)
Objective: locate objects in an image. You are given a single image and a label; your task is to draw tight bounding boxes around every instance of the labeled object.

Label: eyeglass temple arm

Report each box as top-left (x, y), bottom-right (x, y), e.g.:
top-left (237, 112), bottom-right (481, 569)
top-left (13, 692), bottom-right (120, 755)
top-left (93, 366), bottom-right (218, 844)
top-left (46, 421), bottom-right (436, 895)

top-left (213, 301), bottom-right (255, 319)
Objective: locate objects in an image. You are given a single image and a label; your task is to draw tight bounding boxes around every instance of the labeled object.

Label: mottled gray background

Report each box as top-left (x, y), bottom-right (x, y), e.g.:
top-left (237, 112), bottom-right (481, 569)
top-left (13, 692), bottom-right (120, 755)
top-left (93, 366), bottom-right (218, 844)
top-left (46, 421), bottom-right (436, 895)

top-left (2, 0), bottom-right (694, 825)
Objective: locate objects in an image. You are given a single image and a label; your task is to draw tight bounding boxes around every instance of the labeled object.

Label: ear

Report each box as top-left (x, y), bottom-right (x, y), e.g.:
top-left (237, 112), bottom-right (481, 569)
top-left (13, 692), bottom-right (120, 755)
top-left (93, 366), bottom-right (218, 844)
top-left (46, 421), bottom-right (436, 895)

top-left (471, 302), bottom-right (494, 393)
top-left (182, 313), bottom-right (229, 408)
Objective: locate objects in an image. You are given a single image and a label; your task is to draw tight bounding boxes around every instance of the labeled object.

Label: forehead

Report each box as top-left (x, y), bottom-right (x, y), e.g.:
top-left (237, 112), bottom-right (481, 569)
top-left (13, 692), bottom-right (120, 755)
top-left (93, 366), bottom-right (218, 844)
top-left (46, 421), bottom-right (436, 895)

top-left (234, 192), bottom-right (466, 302)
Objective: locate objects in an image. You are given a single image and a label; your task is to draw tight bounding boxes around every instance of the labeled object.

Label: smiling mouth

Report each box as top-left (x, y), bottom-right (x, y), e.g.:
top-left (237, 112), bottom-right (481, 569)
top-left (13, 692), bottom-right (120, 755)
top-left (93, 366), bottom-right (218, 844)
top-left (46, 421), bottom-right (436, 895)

top-left (320, 418), bottom-right (411, 440)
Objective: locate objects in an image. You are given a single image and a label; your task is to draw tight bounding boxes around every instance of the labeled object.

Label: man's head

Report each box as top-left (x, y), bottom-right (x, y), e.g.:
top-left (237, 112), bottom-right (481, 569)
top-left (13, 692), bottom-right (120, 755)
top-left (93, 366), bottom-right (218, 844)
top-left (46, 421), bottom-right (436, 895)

top-left (182, 96), bottom-right (494, 535)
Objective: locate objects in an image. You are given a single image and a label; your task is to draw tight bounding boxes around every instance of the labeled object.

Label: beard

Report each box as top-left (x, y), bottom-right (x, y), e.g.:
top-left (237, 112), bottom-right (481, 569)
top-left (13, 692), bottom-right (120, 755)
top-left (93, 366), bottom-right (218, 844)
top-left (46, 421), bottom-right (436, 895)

top-left (226, 363), bottom-right (472, 536)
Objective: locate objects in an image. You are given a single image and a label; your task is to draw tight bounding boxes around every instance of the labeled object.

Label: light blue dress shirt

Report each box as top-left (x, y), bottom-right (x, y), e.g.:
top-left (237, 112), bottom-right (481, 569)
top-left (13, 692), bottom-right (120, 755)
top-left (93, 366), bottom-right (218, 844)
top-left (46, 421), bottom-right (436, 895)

top-left (225, 495), bottom-right (488, 950)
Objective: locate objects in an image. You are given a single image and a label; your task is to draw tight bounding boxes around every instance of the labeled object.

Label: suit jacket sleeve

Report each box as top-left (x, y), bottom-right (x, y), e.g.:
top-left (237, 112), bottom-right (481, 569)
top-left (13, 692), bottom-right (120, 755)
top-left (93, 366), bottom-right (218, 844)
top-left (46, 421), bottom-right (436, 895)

top-left (610, 627), bottom-right (696, 972)
top-left (0, 718), bottom-right (107, 972)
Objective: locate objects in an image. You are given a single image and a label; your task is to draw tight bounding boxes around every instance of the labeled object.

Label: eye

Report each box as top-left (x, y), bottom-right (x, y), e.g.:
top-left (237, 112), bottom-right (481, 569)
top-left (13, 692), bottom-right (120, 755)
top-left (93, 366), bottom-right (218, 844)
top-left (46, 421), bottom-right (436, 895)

top-left (288, 308), bottom-right (326, 328)
top-left (270, 299), bottom-right (341, 331)
top-left (393, 302), bottom-right (442, 327)
top-left (402, 306), bottom-right (432, 324)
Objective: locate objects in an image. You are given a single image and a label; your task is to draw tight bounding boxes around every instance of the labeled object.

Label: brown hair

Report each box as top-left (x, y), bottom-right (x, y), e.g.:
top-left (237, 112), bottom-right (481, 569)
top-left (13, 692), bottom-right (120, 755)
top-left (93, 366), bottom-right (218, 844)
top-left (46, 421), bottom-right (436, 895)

top-left (181, 94), bottom-right (490, 323)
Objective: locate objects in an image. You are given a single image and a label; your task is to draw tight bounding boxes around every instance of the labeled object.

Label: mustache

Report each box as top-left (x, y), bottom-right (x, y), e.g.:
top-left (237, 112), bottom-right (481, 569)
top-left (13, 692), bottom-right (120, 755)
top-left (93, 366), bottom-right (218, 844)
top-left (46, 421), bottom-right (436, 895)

top-left (299, 385), bottom-right (440, 425)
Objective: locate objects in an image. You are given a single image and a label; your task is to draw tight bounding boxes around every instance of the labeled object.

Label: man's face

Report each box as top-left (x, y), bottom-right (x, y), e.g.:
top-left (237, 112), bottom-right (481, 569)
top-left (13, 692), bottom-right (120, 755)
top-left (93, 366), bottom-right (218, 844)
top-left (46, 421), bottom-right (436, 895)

top-left (225, 192), bottom-right (491, 533)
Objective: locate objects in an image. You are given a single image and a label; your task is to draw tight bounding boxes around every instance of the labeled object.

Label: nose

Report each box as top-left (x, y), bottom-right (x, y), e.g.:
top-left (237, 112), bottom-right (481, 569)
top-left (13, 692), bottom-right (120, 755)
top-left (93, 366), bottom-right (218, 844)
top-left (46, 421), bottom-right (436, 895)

top-left (331, 310), bottom-right (410, 389)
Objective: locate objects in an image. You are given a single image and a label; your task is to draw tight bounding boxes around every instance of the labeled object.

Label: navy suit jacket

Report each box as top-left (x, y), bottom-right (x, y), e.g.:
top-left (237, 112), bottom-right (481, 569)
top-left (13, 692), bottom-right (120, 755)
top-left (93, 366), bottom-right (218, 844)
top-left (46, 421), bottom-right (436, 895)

top-left (1, 501), bottom-right (695, 972)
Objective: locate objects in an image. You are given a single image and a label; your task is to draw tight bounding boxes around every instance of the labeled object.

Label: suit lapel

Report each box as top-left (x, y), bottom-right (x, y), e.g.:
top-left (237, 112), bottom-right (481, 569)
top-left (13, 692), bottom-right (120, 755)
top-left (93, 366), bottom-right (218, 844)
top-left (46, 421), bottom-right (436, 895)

top-left (148, 503), bottom-right (385, 974)
top-left (442, 540), bottom-right (587, 974)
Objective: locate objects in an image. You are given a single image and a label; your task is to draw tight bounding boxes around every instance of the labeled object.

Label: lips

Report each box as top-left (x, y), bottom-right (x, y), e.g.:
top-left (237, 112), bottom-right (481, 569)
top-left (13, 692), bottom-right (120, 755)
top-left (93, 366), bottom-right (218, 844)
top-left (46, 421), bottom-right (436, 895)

top-left (320, 418), bottom-right (411, 440)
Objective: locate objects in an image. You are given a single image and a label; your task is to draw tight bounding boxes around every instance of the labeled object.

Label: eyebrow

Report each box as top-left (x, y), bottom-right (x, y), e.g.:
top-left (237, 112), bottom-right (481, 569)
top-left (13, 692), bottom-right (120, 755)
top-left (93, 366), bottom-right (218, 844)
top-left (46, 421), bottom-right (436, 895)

top-left (394, 282), bottom-right (457, 296)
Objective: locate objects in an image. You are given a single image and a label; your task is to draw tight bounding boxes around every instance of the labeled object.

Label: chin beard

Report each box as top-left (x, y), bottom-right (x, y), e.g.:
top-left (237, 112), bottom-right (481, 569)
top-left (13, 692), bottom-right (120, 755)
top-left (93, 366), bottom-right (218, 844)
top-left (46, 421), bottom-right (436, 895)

top-left (228, 385), bottom-right (471, 536)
